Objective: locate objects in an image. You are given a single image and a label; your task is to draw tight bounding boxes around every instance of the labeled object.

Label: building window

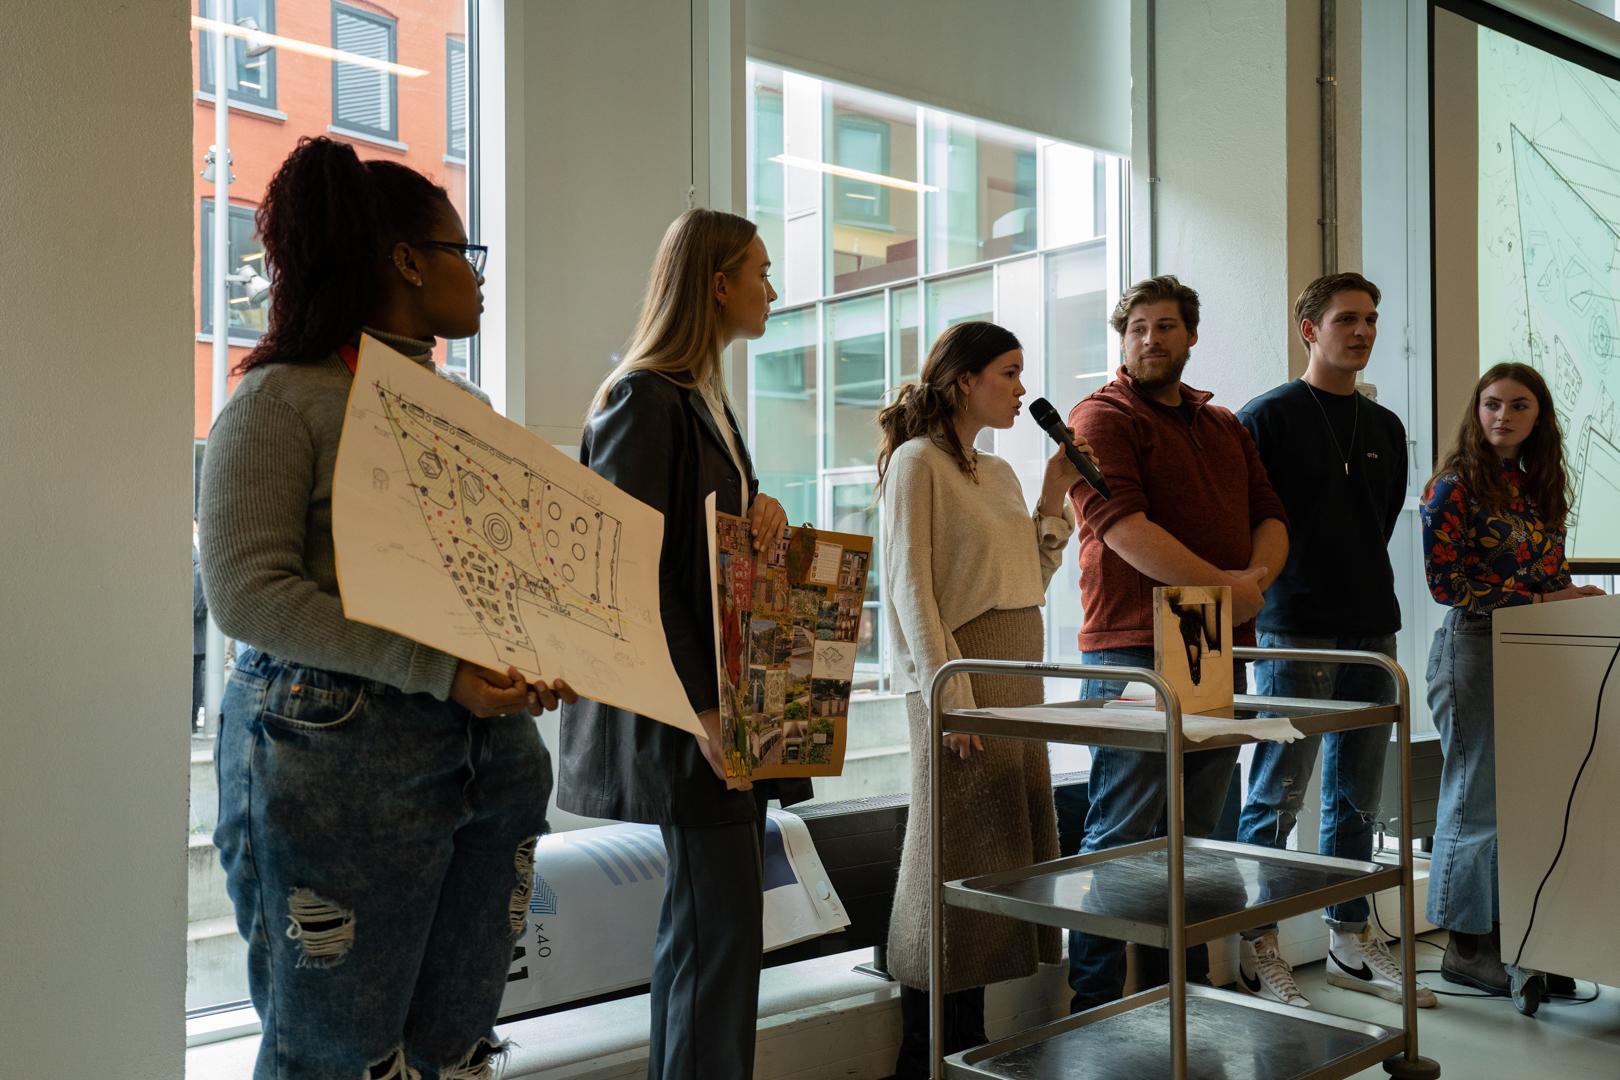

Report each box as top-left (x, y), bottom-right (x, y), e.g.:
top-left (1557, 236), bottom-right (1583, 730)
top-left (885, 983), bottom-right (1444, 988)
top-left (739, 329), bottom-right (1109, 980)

top-left (745, 61), bottom-right (1127, 715)
top-left (332, 3), bottom-right (398, 141)
top-left (198, 0), bottom-right (278, 111)
top-left (446, 37), bottom-right (467, 162)
top-left (445, 337), bottom-right (471, 378)
top-left (832, 116), bottom-right (891, 227)
top-left (200, 199), bottom-right (270, 339)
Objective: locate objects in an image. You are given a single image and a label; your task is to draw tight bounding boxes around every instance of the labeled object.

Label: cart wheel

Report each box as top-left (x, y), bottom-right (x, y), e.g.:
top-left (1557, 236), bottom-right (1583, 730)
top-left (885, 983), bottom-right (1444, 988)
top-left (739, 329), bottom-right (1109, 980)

top-left (1512, 972), bottom-right (1544, 1017)
top-left (1382, 1053), bottom-right (1442, 1078)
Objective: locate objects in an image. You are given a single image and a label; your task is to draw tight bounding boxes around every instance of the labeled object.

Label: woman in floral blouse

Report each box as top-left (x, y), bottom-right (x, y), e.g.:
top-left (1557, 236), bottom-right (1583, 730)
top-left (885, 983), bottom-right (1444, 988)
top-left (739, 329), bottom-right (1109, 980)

top-left (1421, 361), bottom-right (1604, 996)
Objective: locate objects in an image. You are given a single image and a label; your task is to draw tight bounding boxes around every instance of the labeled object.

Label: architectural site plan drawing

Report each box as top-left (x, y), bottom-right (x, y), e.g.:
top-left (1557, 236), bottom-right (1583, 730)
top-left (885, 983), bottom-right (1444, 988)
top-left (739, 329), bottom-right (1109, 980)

top-left (332, 336), bottom-right (702, 738)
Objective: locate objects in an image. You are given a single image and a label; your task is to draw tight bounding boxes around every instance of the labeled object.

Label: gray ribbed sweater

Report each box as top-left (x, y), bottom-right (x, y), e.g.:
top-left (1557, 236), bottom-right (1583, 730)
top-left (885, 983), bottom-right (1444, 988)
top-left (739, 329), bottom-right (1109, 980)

top-left (198, 330), bottom-right (486, 700)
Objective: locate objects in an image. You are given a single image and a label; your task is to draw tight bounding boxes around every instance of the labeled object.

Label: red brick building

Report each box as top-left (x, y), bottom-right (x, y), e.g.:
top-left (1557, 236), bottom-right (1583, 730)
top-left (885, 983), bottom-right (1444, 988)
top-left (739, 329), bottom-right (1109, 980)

top-left (191, 0), bottom-right (469, 442)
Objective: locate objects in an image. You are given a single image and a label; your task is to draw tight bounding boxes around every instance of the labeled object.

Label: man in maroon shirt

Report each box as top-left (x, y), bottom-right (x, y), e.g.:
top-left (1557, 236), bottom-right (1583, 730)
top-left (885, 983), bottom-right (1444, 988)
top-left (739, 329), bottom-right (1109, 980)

top-left (1065, 275), bottom-right (1288, 1012)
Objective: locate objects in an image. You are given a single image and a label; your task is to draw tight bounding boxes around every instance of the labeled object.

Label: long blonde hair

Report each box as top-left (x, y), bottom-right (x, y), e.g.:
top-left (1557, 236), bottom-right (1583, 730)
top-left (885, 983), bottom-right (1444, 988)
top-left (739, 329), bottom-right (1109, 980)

top-left (590, 208), bottom-right (758, 415)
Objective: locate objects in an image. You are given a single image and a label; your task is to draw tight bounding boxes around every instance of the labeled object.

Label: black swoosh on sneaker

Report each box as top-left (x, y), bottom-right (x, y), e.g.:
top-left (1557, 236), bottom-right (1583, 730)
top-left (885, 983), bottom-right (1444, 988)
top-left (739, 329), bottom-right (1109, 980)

top-left (1240, 967), bottom-right (1263, 994)
top-left (1330, 949), bottom-right (1374, 982)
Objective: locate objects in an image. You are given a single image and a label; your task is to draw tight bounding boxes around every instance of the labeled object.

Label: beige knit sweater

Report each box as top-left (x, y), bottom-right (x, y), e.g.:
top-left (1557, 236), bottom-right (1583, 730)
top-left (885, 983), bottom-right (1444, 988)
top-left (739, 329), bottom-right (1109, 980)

top-left (882, 438), bottom-right (1074, 711)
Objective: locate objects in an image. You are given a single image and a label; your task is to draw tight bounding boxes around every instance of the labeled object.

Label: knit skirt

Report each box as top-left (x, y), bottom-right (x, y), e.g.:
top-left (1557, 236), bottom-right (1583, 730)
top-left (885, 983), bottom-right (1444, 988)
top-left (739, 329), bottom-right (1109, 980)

top-left (885, 606), bottom-right (1061, 992)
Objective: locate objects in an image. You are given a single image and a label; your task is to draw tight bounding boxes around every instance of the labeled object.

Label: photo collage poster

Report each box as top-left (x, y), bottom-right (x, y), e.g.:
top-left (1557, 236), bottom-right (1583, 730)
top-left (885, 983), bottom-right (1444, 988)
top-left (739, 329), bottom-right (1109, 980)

top-left (708, 503), bottom-right (872, 780)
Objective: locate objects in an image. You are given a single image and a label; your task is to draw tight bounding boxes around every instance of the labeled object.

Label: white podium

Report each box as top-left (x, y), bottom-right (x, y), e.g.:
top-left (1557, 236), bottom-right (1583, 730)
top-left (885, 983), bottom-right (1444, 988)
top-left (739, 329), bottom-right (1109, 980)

top-left (1494, 593), bottom-right (1620, 985)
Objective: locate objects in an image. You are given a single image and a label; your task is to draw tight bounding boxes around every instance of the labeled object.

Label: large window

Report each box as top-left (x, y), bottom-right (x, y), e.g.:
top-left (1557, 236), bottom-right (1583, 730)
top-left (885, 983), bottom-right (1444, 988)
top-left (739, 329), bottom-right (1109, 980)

top-left (331, 3), bottom-right (399, 143)
top-left (198, 0), bottom-right (278, 112)
top-left (189, 0), bottom-right (474, 1020)
top-left (746, 62), bottom-right (1127, 714)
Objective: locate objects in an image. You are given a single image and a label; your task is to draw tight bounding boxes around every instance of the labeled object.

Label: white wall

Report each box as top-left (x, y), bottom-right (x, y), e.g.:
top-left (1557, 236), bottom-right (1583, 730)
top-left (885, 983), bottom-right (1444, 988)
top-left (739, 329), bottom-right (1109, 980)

top-left (0, 4), bottom-right (192, 1077)
top-left (516, 0), bottom-right (744, 447)
top-left (748, 0), bottom-right (1131, 157)
top-left (1130, 0), bottom-right (1359, 409)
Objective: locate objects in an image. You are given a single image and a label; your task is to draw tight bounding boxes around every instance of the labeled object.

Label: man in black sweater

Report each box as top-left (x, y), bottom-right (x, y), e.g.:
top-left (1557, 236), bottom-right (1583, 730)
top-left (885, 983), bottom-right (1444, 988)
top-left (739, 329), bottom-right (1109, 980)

top-left (1233, 273), bottom-right (1436, 1011)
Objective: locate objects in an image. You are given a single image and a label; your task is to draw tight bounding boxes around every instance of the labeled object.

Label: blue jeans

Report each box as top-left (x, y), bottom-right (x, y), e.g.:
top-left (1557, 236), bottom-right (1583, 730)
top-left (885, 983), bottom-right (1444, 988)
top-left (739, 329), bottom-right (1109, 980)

top-left (1067, 647), bottom-right (1243, 1013)
top-left (1424, 609), bottom-right (1499, 934)
top-left (215, 648), bottom-right (553, 1080)
top-left (1238, 631), bottom-right (1397, 933)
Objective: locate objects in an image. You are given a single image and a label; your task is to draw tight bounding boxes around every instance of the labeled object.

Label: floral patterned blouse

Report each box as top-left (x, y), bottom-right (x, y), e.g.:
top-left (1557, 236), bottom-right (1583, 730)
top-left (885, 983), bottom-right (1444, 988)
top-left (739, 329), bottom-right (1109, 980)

top-left (1421, 462), bottom-right (1571, 613)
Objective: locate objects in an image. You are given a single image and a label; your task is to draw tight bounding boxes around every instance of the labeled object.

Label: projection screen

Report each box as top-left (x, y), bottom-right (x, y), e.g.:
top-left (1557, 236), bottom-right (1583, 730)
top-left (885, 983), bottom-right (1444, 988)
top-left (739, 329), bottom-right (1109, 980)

top-left (1433, 0), bottom-right (1620, 567)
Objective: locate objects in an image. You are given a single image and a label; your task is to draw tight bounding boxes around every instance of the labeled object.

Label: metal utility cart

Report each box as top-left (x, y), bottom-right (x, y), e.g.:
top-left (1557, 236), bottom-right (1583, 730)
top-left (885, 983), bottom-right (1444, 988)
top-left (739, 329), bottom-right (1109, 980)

top-left (926, 647), bottom-right (1441, 1080)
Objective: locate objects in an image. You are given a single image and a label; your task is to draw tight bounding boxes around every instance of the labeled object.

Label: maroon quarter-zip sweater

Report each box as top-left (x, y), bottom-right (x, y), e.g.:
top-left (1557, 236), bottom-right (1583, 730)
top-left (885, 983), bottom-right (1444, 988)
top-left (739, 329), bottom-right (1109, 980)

top-left (1066, 367), bottom-right (1287, 653)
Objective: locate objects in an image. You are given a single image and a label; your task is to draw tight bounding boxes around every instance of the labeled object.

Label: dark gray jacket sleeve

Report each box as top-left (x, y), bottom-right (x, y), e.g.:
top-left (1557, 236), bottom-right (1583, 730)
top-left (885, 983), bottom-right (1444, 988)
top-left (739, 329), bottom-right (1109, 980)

top-left (584, 374), bottom-right (719, 713)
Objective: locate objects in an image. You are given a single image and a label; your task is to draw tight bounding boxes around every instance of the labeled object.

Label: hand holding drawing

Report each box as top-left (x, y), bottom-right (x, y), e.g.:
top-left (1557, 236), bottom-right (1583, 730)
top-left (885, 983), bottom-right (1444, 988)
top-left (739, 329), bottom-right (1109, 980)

top-left (526, 677), bottom-right (578, 714)
top-left (697, 707), bottom-right (753, 791)
top-left (748, 493), bottom-right (789, 554)
top-left (450, 662), bottom-right (532, 718)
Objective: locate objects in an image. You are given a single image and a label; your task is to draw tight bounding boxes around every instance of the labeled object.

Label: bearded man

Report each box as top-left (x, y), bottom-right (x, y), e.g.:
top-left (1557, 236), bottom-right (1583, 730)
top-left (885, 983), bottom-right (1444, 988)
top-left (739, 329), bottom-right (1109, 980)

top-left (1063, 275), bottom-right (1289, 1012)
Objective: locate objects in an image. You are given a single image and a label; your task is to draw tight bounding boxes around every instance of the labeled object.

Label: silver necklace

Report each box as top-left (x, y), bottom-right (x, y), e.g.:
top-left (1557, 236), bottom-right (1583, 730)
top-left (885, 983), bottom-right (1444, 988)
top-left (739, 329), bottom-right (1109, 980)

top-left (1303, 379), bottom-right (1359, 476)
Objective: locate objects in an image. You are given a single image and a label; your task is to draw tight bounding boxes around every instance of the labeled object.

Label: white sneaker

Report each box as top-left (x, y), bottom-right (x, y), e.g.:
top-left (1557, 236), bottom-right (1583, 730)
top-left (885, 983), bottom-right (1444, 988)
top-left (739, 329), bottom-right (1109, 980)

top-left (1239, 931), bottom-right (1312, 1008)
top-left (1326, 928), bottom-right (1437, 1008)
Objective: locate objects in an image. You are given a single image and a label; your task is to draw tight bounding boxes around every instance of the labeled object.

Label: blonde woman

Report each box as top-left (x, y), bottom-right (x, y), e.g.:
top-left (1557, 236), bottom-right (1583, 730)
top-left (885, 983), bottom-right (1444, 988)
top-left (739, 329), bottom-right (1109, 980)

top-left (878, 321), bottom-right (1090, 1076)
top-left (557, 209), bottom-right (810, 1080)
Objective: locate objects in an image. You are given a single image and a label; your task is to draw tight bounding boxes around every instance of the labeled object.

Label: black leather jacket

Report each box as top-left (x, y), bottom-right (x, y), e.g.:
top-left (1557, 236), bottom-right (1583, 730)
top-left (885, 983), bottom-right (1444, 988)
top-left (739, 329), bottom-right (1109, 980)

top-left (557, 370), bottom-right (811, 825)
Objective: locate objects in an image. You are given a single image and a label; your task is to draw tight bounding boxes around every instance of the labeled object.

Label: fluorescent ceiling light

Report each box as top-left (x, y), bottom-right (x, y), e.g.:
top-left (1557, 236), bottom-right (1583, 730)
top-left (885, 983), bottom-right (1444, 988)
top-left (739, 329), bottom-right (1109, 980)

top-left (769, 154), bottom-right (937, 193)
top-left (843, 192), bottom-right (877, 201)
top-left (192, 16), bottom-right (430, 78)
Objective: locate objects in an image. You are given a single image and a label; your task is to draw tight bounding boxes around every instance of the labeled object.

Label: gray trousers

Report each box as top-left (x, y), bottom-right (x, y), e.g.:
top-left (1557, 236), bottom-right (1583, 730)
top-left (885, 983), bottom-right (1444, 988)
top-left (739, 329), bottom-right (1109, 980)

top-left (650, 797), bottom-right (767, 1079)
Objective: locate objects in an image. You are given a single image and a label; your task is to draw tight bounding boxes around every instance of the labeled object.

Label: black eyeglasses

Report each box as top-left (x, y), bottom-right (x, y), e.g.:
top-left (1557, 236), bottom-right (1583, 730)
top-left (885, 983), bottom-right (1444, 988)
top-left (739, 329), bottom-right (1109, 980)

top-left (412, 240), bottom-right (489, 276)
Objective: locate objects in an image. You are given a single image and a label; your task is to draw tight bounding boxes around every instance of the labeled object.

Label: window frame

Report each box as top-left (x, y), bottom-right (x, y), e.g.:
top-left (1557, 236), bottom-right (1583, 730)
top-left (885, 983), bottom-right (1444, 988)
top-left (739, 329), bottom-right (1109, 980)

top-left (446, 35), bottom-right (468, 164)
top-left (198, 0), bottom-right (279, 111)
top-left (330, 1), bottom-right (400, 143)
top-left (830, 113), bottom-right (893, 228)
top-left (199, 198), bottom-right (268, 342)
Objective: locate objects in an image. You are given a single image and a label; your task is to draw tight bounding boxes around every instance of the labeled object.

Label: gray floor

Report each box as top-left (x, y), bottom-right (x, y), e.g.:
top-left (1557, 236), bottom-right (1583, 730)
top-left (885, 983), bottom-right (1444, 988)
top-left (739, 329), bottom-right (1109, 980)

top-left (1290, 933), bottom-right (1620, 1079)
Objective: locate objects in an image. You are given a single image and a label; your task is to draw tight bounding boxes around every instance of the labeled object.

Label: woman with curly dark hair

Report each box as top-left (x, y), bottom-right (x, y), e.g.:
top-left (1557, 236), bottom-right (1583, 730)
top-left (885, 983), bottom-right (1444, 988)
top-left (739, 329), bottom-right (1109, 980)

top-left (1421, 361), bottom-right (1604, 996)
top-left (199, 136), bottom-right (571, 1079)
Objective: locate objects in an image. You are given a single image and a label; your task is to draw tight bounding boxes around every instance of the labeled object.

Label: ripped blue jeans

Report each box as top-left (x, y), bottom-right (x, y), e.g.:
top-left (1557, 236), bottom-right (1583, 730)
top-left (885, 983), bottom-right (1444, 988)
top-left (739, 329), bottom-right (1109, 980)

top-left (1238, 631), bottom-right (1397, 933)
top-left (215, 647), bottom-right (552, 1080)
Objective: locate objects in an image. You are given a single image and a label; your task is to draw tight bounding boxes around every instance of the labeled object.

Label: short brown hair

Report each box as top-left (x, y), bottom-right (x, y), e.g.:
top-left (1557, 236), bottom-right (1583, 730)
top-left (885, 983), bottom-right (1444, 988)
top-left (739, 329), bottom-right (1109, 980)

top-left (1293, 272), bottom-right (1380, 349)
top-left (1110, 275), bottom-right (1200, 336)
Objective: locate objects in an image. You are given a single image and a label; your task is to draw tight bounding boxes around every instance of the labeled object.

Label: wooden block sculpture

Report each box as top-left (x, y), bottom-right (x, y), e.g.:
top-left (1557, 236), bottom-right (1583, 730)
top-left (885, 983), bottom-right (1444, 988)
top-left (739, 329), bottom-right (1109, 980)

top-left (1153, 585), bottom-right (1234, 717)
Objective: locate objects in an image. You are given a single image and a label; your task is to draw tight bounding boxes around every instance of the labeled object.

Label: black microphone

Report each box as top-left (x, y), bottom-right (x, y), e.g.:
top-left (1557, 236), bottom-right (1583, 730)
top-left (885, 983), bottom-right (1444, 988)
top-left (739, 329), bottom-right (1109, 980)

top-left (1028, 397), bottom-right (1111, 500)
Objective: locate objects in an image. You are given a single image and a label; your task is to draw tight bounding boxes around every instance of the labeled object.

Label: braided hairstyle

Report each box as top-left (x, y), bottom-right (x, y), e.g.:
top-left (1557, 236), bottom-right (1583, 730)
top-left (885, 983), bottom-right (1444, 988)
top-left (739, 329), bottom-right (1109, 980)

top-left (876, 320), bottom-right (1022, 487)
top-left (237, 136), bottom-right (451, 373)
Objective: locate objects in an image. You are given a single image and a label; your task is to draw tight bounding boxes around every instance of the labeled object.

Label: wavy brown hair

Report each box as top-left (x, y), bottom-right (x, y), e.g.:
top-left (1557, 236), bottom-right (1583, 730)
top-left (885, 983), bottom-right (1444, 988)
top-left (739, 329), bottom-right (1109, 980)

top-left (238, 137), bottom-right (450, 373)
top-left (876, 321), bottom-right (1021, 488)
top-left (1429, 361), bottom-right (1570, 528)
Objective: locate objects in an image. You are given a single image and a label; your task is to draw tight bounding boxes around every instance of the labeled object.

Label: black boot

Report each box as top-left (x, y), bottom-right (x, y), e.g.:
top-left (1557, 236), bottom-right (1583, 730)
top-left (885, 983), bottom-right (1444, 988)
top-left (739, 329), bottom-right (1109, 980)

top-left (1441, 928), bottom-right (1510, 995)
top-left (890, 985), bottom-right (987, 1079)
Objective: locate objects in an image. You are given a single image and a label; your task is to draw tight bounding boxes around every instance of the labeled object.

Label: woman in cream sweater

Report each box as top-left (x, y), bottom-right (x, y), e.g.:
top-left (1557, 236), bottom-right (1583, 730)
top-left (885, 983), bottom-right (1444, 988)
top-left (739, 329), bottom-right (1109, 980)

top-left (878, 321), bottom-right (1093, 1076)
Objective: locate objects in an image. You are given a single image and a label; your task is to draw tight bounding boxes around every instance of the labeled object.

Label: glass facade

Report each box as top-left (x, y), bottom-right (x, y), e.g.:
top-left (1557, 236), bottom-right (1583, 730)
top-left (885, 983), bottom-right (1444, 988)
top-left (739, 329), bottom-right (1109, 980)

top-left (745, 61), bottom-right (1127, 696)
top-left (188, 0), bottom-right (473, 1017)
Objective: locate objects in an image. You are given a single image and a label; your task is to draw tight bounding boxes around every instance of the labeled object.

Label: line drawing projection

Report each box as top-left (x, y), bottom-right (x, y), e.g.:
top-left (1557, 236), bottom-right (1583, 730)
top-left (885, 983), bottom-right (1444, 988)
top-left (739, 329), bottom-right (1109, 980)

top-left (376, 384), bottom-right (627, 673)
top-left (1478, 28), bottom-right (1620, 559)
